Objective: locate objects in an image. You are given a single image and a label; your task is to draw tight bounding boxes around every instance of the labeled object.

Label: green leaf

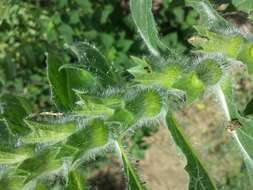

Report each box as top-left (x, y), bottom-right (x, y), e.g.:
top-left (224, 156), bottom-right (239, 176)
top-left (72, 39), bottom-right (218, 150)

top-left (115, 141), bottom-right (146, 190)
top-left (0, 94), bottom-right (32, 135)
top-left (66, 43), bottom-right (121, 87)
top-left (189, 27), bottom-right (244, 59)
top-left (47, 51), bottom-right (98, 111)
top-left (0, 145), bottom-right (34, 164)
top-left (0, 151), bottom-right (29, 165)
top-left (165, 113), bottom-right (217, 190)
top-left (60, 119), bottom-right (109, 161)
top-left (17, 147), bottom-right (62, 181)
top-left (66, 170), bottom-right (87, 190)
top-left (130, 0), bottom-right (167, 56)
top-left (73, 93), bottom-right (124, 118)
top-left (128, 57), bottom-right (182, 88)
top-left (22, 113), bottom-right (78, 144)
top-left (232, 0), bottom-right (253, 14)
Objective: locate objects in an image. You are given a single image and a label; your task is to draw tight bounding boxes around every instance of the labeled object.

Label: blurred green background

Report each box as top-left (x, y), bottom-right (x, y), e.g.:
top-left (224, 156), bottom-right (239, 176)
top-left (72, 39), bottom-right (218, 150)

top-left (0, 0), bottom-right (252, 189)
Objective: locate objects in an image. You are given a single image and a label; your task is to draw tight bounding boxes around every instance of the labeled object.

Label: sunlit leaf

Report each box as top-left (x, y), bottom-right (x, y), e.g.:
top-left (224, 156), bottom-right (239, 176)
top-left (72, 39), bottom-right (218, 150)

top-left (128, 57), bottom-right (182, 88)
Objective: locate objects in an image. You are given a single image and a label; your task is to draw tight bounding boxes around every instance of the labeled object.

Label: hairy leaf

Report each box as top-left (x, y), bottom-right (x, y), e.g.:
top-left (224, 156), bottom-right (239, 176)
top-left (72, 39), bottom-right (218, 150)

top-left (73, 93), bottom-right (124, 118)
top-left (115, 141), bottom-right (146, 190)
top-left (60, 119), bottom-right (109, 161)
top-left (47, 51), bottom-right (99, 111)
top-left (0, 146), bottom-right (33, 165)
top-left (165, 114), bottom-right (217, 190)
top-left (17, 147), bottom-right (62, 181)
top-left (189, 27), bottom-right (244, 58)
top-left (130, 0), bottom-right (167, 56)
top-left (66, 42), bottom-right (121, 87)
top-left (22, 113), bottom-right (78, 144)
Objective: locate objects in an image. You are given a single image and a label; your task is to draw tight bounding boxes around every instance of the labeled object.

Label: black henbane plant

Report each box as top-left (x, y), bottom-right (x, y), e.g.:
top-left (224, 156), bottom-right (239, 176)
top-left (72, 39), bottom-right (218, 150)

top-left (1, 0), bottom-right (253, 189)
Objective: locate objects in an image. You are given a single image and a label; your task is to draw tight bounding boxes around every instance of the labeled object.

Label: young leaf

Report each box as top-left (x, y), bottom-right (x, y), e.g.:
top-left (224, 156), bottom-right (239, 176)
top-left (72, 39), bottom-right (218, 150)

top-left (128, 57), bottom-right (182, 88)
top-left (130, 0), bottom-right (168, 56)
top-left (73, 93), bottom-right (124, 118)
top-left (115, 141), bottom-right (146, 190)
top-left (165, 114), bottom-right (217, 190)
